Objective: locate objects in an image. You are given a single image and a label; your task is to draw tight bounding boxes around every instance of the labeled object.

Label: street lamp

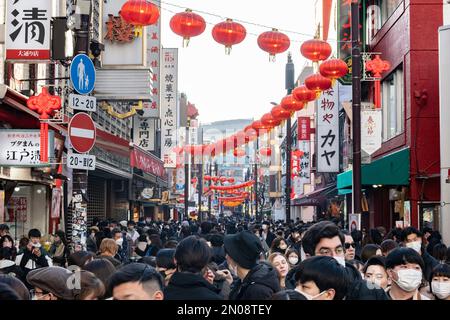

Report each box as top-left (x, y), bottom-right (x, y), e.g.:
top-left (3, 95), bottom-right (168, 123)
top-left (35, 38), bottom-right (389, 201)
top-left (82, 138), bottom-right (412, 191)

top-left (285, 53), bottom-right (295, 223)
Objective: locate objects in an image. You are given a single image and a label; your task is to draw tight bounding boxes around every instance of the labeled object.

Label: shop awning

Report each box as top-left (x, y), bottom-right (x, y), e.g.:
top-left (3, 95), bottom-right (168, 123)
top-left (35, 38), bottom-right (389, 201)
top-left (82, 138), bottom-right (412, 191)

top-left (337, 148), bottom-right (410, 189)
top-left (291, 184), bottom-right (337, 206)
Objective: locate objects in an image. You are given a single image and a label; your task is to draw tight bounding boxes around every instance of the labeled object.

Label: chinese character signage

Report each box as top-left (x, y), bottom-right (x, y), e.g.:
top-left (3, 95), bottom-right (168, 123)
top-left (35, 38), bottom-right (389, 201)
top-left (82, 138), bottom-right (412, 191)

top-left (337, 0), bottom-right (364, 85)
top-left (102, 0), bottom-right (145, 66)
top-left (130, 147), bottom-right (167, 180)
top-left (160, 48), bottom-right (178, 165)
top-left (133, 117), bottom-right (155, 152)
top-left (317, 85), bottom-right (340, 172)
top-left (298, 117), bottom-right (311, 141)
top-left (5, 0), bottom-right (51, 61)
top-left (298, 143), bottom-right (311, 195)
top-left (361, 109), bottom-right (382, 155)
top-left (145, 0), bottom-right (161, 118)
top-left (6, 197), bottom-right (27, 223)
top-left (0, 130), bottom-right (54, 166)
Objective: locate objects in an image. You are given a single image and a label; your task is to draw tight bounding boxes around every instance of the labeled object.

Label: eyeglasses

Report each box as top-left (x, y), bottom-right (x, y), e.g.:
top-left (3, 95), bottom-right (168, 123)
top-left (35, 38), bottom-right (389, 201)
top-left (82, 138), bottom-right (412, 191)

top-left (30, 289), bottom-right (50, 300)
top-left (316, 246), bottom-right (345, 256)
top-left (344, 242), bottom-right (356, 249)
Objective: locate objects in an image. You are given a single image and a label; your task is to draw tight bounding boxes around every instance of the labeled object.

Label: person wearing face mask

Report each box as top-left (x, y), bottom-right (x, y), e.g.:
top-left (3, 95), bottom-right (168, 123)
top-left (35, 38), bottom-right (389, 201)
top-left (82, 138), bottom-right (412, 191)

top-left (294, 256), bottom-right (350, 300)
top-left (261, 221), bottom-right (276, 248)
top-left (385, 247), bottom-right (429, 300)
top-left (126, 221), bottom-right (140, 243)
top-left (86, 226), bottom-right (99, 254)
top-left (429, 263), bottom-right (450, 300)
top-left (285, 249), bottom-right (300, 268)
top-left (301, 221), bottom-right (389, 300)
top-left (363, 256), bottom-right (390, 290)
top-left (400, 227), bottom-right (438, 280)
top-left (286, 227), bottom-right (302, 253)
top-left (112, 228), bottom-right (129, 264)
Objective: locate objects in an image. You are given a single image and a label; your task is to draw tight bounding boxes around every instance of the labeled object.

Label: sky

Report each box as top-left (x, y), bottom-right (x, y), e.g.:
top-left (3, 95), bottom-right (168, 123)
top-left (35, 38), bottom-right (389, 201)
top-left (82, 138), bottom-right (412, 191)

top-left (160, 0), bottom-right (318, 124)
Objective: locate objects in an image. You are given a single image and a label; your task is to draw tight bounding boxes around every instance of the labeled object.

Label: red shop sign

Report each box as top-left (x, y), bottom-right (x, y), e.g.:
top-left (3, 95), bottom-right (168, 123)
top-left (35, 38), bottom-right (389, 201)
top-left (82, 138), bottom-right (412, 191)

top-left (131, 148), bottom-right (167, 180)
top-left (298, 117), bottom-right (311, 141)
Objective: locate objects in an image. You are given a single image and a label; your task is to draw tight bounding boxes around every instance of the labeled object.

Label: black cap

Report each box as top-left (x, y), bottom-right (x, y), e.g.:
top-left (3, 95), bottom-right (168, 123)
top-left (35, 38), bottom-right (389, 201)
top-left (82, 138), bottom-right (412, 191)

top-left (0, 224), bottom-right (9, 231)
top-left (224, 231), bottom-right (262, 269)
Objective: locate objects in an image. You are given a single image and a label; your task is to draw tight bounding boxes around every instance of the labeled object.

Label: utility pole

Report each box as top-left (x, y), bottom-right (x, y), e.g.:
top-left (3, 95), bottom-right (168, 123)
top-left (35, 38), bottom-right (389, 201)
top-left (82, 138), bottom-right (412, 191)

top-left (70, 0), bottom-right (91, 248)
top-left (208, 162), bottom-right (212, 219)
top-left (184, 126), bottom-right (189, 221)
top-left (255, 137), bottom-right (259, 221)
top-left (285, 53), bottom-right (295, 223)
top-left (351, 1), bottom-right (362, 215)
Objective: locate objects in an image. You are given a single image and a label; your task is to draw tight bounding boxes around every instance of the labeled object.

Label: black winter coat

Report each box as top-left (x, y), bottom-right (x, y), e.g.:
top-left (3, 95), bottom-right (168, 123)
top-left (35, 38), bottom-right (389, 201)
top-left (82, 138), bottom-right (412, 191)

top-left (164, 272), bottom-right (223, 300)
top-left (228, 262), bottom-right (281, 300)
top-left (422, 250), bottom-right (439, 281)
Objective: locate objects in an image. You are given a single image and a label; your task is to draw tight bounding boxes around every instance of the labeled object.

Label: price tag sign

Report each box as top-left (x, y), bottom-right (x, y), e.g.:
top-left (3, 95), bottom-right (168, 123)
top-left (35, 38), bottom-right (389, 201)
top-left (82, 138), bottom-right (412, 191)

top-left (69, 94), bottom-right (96, 112)
top-left (67, 152), bottom-right (96, 170)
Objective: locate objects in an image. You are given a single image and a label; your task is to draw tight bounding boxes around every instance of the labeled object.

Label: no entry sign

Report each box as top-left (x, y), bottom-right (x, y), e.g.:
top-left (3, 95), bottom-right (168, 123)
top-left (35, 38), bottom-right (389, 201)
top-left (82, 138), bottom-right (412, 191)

top-left (68, 112), bottom-right (96, 153)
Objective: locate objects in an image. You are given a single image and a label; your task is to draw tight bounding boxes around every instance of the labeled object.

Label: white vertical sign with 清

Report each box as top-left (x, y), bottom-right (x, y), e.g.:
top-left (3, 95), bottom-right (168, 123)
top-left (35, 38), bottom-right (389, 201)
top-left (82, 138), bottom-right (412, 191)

top-left (161, 48), bottom-right (178, 166)
top-left (5, 0), bottom-right (51, 61)
top-left (317, 84), bottom-right (340, 172)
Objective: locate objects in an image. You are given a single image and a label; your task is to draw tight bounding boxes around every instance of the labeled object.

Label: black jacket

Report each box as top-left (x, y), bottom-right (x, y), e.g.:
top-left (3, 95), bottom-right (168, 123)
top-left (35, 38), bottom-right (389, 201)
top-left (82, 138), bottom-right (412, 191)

top-left (422, 250), bottom-right (439, 280)
top-left (164, 272), bottom-right (223, 300)
top-left (229, 262), bottom-right (281, 300)
top-left (262, 231), bottom-right (276, 248)
top-left (346, 279), bottom-right (390, 300)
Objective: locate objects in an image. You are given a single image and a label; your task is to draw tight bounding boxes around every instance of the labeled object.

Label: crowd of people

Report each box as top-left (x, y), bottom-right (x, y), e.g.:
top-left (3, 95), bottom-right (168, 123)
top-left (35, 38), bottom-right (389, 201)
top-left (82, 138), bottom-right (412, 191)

top-left (0, 216), bottom-right (449, 301)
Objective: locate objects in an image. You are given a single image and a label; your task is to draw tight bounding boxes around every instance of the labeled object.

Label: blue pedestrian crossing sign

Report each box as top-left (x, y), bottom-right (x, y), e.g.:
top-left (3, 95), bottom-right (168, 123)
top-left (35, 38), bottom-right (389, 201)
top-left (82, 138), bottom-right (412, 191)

top-left (70, 54), bottom-right (96, 95)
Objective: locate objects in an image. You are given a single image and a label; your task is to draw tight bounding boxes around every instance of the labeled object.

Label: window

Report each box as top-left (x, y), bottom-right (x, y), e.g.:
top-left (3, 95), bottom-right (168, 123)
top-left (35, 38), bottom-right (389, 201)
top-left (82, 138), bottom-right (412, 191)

top-left (367, 0), bottom-right (402, 38)
top-left (382, 65), bottom-right (404, 140)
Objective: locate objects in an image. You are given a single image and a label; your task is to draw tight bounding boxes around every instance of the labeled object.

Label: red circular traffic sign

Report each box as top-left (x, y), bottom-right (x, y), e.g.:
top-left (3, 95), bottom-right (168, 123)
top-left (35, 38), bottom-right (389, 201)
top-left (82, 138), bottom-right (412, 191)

top-left (68, 112), bottom-right (96, 153)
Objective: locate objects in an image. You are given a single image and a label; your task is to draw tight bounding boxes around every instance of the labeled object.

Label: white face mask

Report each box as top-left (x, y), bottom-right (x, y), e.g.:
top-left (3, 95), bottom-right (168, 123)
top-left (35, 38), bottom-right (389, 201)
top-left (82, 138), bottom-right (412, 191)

top-left (406, 241), bottom-right (422, 254)
top-left (115, 238), bottom-right (123, 247)
top-left (279, 244), bottom-right (287, 250)
top-left (393, 269), bottom-right (422, 292)
top-left (333, 256), bottom-right (346, 267)
top-left (296, 289), bottom-right (327, 300)
top-left (431, 281), bottom-right (450, 299)
top-left (288, 257), bottom-right (299, 265)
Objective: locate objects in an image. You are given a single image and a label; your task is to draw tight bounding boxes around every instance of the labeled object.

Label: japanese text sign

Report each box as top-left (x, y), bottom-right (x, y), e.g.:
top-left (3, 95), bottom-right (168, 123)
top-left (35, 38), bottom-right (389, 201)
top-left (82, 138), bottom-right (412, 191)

top-left (5, 0), bottom-right (51, 61)
top-left (160, 48), bottom-right (178, 163)
top-left (133, 117), bottom-right (155, 152)
top-left (298, 117), bottom-right (311, 141)
top-left (361, 109), bottom-right (382, 155)
top-left (317, 84), bottom-right (340, 172)
top-left (0, 130), bottom-right (54, 166)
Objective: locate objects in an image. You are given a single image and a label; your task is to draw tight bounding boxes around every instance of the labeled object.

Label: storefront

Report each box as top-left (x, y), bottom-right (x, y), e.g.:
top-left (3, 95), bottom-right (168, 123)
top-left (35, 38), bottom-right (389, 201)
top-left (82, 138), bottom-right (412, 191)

top-left (130, 146), bottom-right (168, 221)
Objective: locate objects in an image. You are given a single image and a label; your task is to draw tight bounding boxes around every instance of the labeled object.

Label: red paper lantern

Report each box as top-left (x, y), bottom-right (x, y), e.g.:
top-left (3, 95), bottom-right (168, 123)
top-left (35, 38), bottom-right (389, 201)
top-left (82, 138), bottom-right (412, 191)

top-left (260, 147), bottom-right (272, 157)
top-left (244, 126), bottom-right (258, 142)
top-left (292, 85), bottom-right (317, 103)
top-left (170, 9), bottom-right (206, 47)
top-left (271, 105), bottom-right (291, 121)
top-left (233, 148), bottom-right (245, 157)
top-left (300, 39), bottom-right (332, 62)
top-left (212, 18), bottom-right (246, 54)
top-left (281, 94), bottom-right (304, 112)
top-left (257, 28), bottom-right (290, 61)
top-left (319, 58), bottom-right (349, 80)
top-left (261, 113), bottom-right (281, 127)
top-left (305, 73), bottom-right (332, 94)
top-left (204, 175), bottom-right (212, 181)
top-left (220, 176), bottom-right (228, 183)
top-left (120, 0), bottom-right (160, 27)
top-left (252, 120), bottom-right (272, 134)
top-left (212, 176), bottom-right (220, 183)
top-left (228, 177), bottom-right (236, 183)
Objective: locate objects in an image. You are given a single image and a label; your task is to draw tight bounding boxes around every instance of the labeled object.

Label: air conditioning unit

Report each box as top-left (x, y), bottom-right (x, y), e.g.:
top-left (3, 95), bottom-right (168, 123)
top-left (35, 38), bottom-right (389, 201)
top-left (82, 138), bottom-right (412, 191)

top-left (389, 188), bottom-right (402, 201)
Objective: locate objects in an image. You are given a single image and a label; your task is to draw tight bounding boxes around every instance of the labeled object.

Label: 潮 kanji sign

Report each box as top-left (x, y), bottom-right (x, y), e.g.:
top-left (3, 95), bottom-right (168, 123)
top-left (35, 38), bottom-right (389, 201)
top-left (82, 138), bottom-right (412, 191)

top-left (317, 84), bottom-right (340, 172)
top-left (68, 113), bottom-right (97, 154)
top-left (160, 48), bottom-right (178, 165)
top-left (5, 0), bottom-right (51, 61)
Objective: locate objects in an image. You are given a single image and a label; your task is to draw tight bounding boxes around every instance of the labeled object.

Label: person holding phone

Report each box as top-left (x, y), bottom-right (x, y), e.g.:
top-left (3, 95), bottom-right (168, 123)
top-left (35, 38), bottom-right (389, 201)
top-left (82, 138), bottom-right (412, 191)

top-left (15, 229), bottom-right (52, 287)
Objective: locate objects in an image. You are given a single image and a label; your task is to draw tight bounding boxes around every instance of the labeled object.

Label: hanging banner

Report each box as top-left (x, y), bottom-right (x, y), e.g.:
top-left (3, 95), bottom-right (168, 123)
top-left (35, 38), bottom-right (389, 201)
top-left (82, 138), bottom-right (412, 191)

top-left (5, 0), bottom-right (52, 61)
top-left (361, 109), bottom-right (382, 155)
top-left (317, 85), bottom-right (340, 172)
top-left (349, 213), bottom-right (361, 232)
top-left (161, 48), bottom-right (178, 166)
top-left (51, 187), bottom-right (62, 219)
top-left (133, 117), bottom-right (156, 152)
top-left (298, 117), bottom-right (311, 141)
top-left (298, 142), bottom-right (311, 194)
top-left (144, 0), bottom-right (161, 118)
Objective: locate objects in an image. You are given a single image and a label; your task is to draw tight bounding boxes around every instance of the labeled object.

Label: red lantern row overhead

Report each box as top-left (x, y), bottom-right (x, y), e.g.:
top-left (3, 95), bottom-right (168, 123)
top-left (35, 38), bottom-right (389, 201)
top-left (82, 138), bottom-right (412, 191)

top-left (261, 112), bottom-right (282, 127)
top-left (271, 105), bottom-right (291, 121)
top-left (170, 9), bottom-right (206, 47)
top-left (300, 39), bottom-right (332, 62)
top-left (233, 148), bottom-right (245, 157)
top-left (319, 58), bottom-right (349, 81)
top-left (281, 94), bottom-right (305, 112)
top-left (212, 18), bottom-right (247, 55)
top-left (305, 73), bottom-right (332, 96)
top-left (120, 0), bottom-right (160, 37)
top-left (257, 28), bottom-right (290, 61)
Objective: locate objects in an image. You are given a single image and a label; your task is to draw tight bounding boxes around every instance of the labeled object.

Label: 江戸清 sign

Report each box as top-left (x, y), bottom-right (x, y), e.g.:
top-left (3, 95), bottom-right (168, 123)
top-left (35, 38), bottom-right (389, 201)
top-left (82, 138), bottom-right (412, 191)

top-left (5, 0), bottom-right (51, 61)
top-left (0, 130), bottom-right (54, 166)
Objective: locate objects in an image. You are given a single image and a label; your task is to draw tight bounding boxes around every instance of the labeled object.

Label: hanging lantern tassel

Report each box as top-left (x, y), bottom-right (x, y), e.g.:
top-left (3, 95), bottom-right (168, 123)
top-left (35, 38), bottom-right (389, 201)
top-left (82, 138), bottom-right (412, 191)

top-left (40, 122), bottom-right (49, 162)
top-left (134, 26), bottom-right (143, 38)
top-left (183, 37), bottom-right (190, 48)
top-left (225, 45), bottom-right (232, 55)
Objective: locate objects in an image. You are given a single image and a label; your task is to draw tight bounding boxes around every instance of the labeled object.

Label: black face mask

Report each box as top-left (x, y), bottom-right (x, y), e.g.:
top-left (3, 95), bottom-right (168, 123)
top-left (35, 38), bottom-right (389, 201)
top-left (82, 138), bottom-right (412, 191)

top-left (1, 247), bottom-right (13, 260)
